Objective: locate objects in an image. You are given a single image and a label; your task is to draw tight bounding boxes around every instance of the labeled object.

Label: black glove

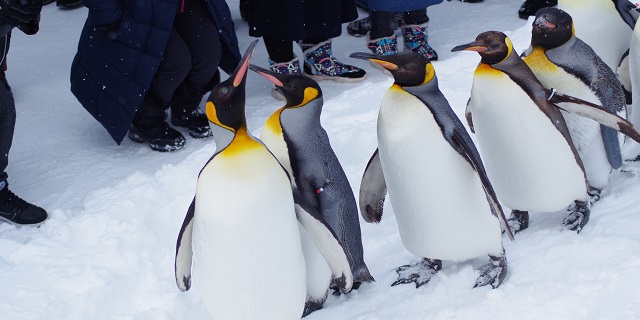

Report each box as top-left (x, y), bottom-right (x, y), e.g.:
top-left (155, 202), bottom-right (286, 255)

top-left (0, 0), bottom-right (43, 29)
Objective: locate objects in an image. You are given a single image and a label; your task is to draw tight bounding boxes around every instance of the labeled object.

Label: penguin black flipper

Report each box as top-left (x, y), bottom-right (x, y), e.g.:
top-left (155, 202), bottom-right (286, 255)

top-left (359, 149), bottom-right (387, 223)
top-left (465, 98), bottom-right (474, 133)
top-left (175, 197), bottom-right (195, 292)
top-left (291, 185), bottom-right (354, 293)
top-left (549, 92), bottom-right (640, 144)
top-left (544, 37), bottom-right (626, 168)
top-left (613, 0), bottom-right (639, 29)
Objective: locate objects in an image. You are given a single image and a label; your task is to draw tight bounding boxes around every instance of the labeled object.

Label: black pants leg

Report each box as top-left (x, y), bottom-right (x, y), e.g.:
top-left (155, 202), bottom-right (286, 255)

top-left (403, 9), bottom-right (428, 25)
top-left (370, 11), bottom-right (397, 39)
top-left (137, 3), bottom-right (221, 125)
top-left (173, 1), bottom-right (221, 94)
top-left (0, 71), bottom-right (14, 182)
top-left (264, 36), bottom-right (295, 63)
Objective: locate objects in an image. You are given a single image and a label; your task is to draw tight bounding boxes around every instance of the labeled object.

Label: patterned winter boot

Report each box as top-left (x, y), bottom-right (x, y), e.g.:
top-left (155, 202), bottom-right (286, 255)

top-left (299, 40), bottom-right (367, 82)
top-left (268, 57), bottom-right (301, 100)
top-left (367, 34), bottom-right (398, 74)
top-left (401, 22), bottom-right (438, 61)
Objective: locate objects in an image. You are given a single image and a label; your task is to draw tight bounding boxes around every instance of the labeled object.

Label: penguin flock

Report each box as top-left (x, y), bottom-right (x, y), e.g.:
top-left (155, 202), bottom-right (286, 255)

top-left (174, 4), bottom-right (640, 319)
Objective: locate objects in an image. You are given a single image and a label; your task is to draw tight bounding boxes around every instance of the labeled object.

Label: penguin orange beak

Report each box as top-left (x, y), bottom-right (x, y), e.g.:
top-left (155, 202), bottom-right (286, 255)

top-left (249, 64), bottom-right (285, 88)
top-left (350, 52), bottom-right (399, 71)
top-left (451, 41), bottom-right (487, 53)
top-left (232, 39), bottom-right (259, 87)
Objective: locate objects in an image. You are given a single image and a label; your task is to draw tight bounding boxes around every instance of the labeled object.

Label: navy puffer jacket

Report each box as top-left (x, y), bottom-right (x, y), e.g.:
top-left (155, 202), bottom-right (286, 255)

top-left (365, 0), bottom-right (443, 12)
top-left (70, 0), bottom-right (241, 144)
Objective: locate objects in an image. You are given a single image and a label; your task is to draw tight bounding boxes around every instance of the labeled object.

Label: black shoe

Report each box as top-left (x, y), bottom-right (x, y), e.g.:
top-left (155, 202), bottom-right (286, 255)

top-left (128, 121), bottom-right (186, 152)
top-left (57, 0), bottom-right (83, 9)
top-left (0, 182), bottom-right (48, 226)
top-left (171, 108), bottom-right (212, 139)
top-left (518, 0), bottom-right (557, 19)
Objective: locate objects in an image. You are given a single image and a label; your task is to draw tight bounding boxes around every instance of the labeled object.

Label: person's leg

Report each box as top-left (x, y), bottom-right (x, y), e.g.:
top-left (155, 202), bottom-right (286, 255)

top-left (169, 2), bottom-right (222, 138)
top-left (367, 11), bottom-right (399, 57)
top-left (0, 71), bottom-right (15, 182)
top-left (298, 38), bottom-right (367, 82)
top-left (129, 28), bottom-right (189, 151)
top-left (261, 36), bottom-right (300, 100)
top-left (401, 8), bottom-right (438, 61)
top-left (0, 71), bottom-right (47, 226)
top-left (370, 11), bottom-right (397, 40)
top-left (264, 36), bottom-right (295, 63)
top-left (173, 1), bottom-right (221, 92)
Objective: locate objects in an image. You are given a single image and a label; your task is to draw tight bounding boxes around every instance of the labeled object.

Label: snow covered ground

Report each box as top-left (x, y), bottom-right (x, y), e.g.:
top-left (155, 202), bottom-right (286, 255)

top-left (2, 1), bottom-right (640, 319)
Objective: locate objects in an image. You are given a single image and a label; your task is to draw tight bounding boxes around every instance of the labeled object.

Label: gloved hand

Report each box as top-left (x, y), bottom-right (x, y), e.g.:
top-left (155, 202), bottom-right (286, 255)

top-left (0, 0), bottom-right (43, 29)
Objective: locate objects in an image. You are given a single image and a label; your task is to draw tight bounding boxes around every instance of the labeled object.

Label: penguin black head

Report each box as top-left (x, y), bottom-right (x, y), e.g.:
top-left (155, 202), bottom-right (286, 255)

top-left (531, 8), bottom-right (574, 49)
top-left (349, 51), bottom-right (434, 87)
top-left (248, 65), bottom-right (322, 107)
top-left (451, 31), bottom-right (513, 65)
top-left (206, 40), bottom-right (259, 132)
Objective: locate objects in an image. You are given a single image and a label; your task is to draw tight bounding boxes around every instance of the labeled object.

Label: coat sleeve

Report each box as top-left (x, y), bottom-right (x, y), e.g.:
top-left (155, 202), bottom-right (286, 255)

top-left (84, 0), bottom-right (123, 26)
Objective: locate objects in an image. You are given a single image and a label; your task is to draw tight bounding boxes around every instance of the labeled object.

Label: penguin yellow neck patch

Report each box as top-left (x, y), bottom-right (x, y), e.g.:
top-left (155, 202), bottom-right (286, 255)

top-left (474, 63), bottom-right (504, 77)
top-left (501, 37), bottom-right (514, 63)
top-left (293, 87), bottom-right (319, 108)
top-left (522, 47), bottom-right (558, 72)
top-left (220, 128), bottom-right (261, 157)
top-left (421, 63), bottom-right (435, 85)
top-left (206, 101), bottom-right (234, 131)
top-left (265, 108), bottom-right (285, 136)
top-left (390, 84), bottom-right (404, 92)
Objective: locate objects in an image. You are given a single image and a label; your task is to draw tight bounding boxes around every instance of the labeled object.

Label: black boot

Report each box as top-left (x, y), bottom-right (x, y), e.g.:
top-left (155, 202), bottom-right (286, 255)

top-left (129, 96), bottom-right (186, 152)
top-left (518, 0), bottom-right (557, 19)
top-left (170, 81), bottom-right (212, 139)
top-left (0, 180), bottom-right (48, 226)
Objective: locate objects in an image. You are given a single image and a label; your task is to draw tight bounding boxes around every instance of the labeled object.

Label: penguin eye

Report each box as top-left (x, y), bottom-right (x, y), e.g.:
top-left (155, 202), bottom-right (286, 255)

top-left (219, 86), bottom-right (230, 95)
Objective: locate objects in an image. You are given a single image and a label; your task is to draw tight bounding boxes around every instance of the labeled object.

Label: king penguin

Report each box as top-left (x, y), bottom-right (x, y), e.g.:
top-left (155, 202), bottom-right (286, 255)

top-left (453, 31), bottom-right (640, 234)
top-left (557, 0), bottom-right (639, 100)
top-left (174, 40), bottom-right (353, 320)
top-left (522, 7), bottom-right (628, 202)
top-left (349, 50), bottom-right (513, 289)
top-left (248, 65), bottom-right (374, 316)
top-left (628, 16), bottom-right (640, 156)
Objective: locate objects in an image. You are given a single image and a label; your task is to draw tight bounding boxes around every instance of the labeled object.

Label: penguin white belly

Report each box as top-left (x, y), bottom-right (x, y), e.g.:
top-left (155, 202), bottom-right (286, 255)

top-left (192, 147), bottom-right (306, 320)
top-left (261, 116), bottom-right (333, 303)
top-left (558, 0), bottom-right (632, 71)
top-left (471, 71), bottom-right (586, 212)
top-left (629, 19), bottom-right (640, 129)
top-left (377, 88), bottom-right (503, 260)
top-left (260, 116), bottom-right (294, 176)
top-left (298, 224), bottom-right (332, 304)
top-left (530, 64), bottom-right (612, 188)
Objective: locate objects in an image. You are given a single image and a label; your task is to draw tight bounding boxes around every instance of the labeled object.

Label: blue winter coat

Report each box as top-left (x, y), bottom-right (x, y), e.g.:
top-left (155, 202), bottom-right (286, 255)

top-left (70, 0), bottom-right (241, 144)
top-left (364, 0), bottom-right (443, 12)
